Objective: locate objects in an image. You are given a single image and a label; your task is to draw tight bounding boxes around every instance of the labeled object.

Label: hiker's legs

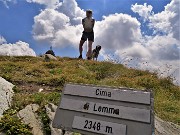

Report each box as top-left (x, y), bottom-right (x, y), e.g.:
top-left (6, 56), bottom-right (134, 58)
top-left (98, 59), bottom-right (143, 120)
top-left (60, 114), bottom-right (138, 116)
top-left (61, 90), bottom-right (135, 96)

top-left (86, 41), bottom-right (93, 59)
top-left (79, 40), bottom-right (85, 56)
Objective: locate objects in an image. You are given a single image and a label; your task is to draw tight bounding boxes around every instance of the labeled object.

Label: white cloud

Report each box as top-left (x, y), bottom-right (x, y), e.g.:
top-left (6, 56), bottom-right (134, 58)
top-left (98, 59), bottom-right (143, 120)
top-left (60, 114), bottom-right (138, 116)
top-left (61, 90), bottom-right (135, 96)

top-left (131, 3), bottom-right (153, 21)
top-left (32, 8), bottom-right (70, 42)
top-left (26, 0), bottom-right (60, 9)
top-left (166, 0), bottom-right (180, 40)
top-left (116, 43), bottom-right (151, 58)
top-left (145, 35), bottom-right (179, 60)
top-left (94, 13), bottom-right (142, 51)
top-left (32, 0), bottom-right (85, 48)
top-left (0, 0), bottom-right (16, 8)
top-left (0, 41), bottom-right (36, 56)
top-left (27, 0), bottom-right (85, 25)
top-left (0, 36), bottom-right (7, 44)
top-left (56, 0), bottom-right (85, 25)
top-left (51, 24), bottom-right (82, 48)
top-left (131, 0), bottom-right (179, 40)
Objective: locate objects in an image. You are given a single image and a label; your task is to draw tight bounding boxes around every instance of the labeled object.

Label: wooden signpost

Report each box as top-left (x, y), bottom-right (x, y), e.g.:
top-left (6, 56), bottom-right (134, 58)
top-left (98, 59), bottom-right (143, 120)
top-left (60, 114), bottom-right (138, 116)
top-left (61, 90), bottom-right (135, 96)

top-left (53, 83), bottom-right (154, 135)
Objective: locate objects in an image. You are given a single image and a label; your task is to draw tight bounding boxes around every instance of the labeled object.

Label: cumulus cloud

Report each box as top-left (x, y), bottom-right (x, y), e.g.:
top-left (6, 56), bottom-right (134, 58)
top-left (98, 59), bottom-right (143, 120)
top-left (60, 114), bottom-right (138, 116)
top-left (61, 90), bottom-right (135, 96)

top-left (0, 0), bottom-right (16, 8)
top-left (132, 0), bottom-right (179, 40)
top-left (165, 0), bottom-right (180, 40)
top-left (26, 0), bottom-right (60, 9)
top-left (33, 8), bottom-right (70, 41)
top-left (0, 36), bottom-right (7, 44)
top-left (145, 35), bottom-right (179, 60)
top-left (131, 3), bottom-right (153, 21)
top-left (32, 0), bottom-right (85, 48)
top-left (56, 0), bottom-right (85, 25)
top-left (0, 41), bottom-right (36, 56)
top-left (94, 13), bottom-right (142, 51)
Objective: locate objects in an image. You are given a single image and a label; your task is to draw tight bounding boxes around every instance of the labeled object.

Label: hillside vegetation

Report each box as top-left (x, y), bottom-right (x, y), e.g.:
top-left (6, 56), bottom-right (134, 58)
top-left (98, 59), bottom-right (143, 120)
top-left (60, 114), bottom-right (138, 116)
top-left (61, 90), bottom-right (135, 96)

top-left (0, 56), bottom-right (179, 131)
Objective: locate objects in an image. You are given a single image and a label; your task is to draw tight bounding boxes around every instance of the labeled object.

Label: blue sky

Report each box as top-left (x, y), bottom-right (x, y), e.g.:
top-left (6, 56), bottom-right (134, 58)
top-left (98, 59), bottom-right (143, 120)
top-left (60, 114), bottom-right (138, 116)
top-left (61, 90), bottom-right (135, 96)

top-left (0, 0), bottom-right (171, 55)
top-left (0, 0), bottom-right (179, 84)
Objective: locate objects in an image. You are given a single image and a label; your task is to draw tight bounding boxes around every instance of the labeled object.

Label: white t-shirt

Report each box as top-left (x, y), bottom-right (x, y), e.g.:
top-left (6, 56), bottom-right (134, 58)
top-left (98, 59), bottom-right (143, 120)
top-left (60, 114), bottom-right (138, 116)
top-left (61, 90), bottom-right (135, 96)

top-left (82, 17), bottom-right (95, 32)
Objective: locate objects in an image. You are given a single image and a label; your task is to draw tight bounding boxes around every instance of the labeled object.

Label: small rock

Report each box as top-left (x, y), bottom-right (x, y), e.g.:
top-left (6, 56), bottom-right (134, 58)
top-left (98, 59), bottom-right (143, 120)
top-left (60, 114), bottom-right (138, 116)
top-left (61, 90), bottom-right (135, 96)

top-left (0, 77), bottom-right (14, 118)
top-left (39, 88), bottom-right (43, 92)
top-left (17, 104), bottom-right (43, 135)
top-left (155, 116), bottom-right (180, 135)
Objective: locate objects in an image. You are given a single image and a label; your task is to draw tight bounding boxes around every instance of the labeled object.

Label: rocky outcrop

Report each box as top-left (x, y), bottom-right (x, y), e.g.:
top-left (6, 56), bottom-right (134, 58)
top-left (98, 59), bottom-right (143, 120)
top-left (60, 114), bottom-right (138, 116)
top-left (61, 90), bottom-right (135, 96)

top-left (155, 116), bottom-right (180, 135)
top-left (16, 103), bottom-right (74, 135)
top-left (45, 103), bottom-right (74, 135)
top-left (17, 104), bottom-right (44, 135)
top-left (45, 103), bottom-right (62, 135)
top-left (0, 77), bottom-right (14, 118)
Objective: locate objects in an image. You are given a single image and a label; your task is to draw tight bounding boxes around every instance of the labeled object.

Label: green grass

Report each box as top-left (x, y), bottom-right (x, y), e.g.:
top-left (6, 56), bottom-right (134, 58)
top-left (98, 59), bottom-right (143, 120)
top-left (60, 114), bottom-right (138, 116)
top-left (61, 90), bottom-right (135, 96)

top-left (0, 56), bottom-right (179, 126)
top-left (0, 109), bottom-right (32, 135)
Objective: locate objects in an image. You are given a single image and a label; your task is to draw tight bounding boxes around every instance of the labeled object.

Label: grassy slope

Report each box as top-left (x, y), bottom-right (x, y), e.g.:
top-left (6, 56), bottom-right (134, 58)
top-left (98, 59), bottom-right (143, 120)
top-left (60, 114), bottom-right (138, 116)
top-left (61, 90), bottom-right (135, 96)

top-left (0, 56), bottom-right (179, 125)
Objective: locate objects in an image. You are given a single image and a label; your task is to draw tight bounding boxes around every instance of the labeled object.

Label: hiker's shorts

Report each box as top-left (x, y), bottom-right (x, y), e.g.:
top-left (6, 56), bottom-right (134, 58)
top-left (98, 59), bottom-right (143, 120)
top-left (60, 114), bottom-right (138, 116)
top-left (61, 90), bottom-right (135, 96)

top-left (81, 31), bottom-right (94, 42)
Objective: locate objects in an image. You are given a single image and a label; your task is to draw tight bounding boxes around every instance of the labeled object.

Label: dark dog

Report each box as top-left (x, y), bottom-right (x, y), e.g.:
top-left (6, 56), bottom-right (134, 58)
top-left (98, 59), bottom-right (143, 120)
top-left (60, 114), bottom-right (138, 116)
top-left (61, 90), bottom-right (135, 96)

top-left (92, 45), bottom-right (101, 60)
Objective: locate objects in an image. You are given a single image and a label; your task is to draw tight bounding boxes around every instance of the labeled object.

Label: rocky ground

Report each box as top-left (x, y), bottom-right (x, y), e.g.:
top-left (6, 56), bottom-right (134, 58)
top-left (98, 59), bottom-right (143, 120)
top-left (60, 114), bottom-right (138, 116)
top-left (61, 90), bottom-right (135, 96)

top-left (0, 77), bottom-right (180, 135)
top-left (0, 77), bottom-right (14, 118)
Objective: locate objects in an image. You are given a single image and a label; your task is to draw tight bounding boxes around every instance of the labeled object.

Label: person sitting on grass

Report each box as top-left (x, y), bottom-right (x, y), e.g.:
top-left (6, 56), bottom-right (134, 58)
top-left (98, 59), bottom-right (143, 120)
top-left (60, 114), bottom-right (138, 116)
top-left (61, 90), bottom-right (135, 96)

top-left (78, 9), bottom-right (95, 60)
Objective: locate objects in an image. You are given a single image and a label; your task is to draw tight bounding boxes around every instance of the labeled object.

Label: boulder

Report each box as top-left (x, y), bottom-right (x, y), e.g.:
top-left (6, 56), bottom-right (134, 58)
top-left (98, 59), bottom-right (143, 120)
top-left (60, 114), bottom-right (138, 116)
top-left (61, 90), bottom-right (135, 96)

top-left (17, 104), bottom-right (44, 135)
top-left (0, 77), bottom-right (14, 118)
top-left (44, 54), bottom-right (57, 61)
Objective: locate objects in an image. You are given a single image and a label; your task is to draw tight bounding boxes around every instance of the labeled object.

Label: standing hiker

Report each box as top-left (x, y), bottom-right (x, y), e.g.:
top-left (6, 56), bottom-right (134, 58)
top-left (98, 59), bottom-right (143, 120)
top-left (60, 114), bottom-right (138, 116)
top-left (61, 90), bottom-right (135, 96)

top-left (78, 9), bottom-right (95, 60)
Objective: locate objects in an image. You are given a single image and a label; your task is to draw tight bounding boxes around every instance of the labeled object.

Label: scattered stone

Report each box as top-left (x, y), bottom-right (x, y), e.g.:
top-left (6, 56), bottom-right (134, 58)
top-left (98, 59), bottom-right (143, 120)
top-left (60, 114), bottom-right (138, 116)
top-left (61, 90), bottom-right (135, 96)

top-left (0, 77), bottom-right (14, 118)
top-left (64, 131), bottom-right (74, 135)
top-left (155, 116), bottom-right (180, 135)
top-left (44, 54), bottom-right (57, 62)
top-left (39, 88), bottom-right (43, 92)
top-left (17, 104), bottom-right (44, 135)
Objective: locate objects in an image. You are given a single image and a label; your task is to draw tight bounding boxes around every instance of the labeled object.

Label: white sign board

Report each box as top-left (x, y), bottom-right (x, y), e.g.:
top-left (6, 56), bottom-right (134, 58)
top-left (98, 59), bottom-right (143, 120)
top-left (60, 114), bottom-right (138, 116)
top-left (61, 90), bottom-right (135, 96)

top-left (53, 83), bottom-right (154, 135)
